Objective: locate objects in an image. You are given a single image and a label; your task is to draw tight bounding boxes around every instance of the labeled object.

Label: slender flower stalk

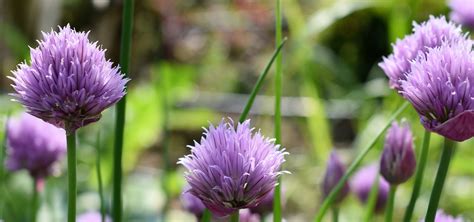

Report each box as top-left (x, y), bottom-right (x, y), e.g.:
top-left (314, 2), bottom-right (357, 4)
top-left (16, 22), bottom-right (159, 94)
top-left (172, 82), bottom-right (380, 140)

top-left (331, 207), bottom-right (339, 222)
top-left (201, 210), bottom-right (212, 222)
top-left (403, 131), bottom-right (431, 222)
top-left (273, 0), bottom-right (283, 221)
top-left (96, 132), bottom-right (105, 222)
top-left (113, 0), bottom-right (134, 221)
top-left (230, 211), bottom-right (239, 222)
top-left (363, 174), bottom-right (381, 222)
top-left (425, 139), bottom-right (457, 221)
top-left (314, 102), bottom-right (409, 222)
top-left (31, 178), bottom-right (39, 222)
top-left (385, 186), bottom-right (397, 222)
top-left (67, 131), bottom-right (77, 222)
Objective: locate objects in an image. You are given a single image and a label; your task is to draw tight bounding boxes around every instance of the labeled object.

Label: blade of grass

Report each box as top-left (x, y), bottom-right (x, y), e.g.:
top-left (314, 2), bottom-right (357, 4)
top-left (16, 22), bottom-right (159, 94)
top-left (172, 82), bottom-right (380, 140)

top-left (238, 38), bottom-right (287, 122)
top-left (96, 131), bottom-right (105, 222)
top-left (0, 114), bottom-right (9, 218)
top-left (113, 0), bottom-right (134, 221)
top-left (314, 101), bottom-right (409, 222)
top-left (273, 0), bottom-right (283, 221)
top-left (403, 130), bottom-right (431, 222)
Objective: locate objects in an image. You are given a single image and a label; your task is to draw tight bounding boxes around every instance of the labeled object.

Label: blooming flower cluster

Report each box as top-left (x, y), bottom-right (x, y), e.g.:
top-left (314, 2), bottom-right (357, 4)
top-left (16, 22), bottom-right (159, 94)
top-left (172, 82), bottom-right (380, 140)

top-left (6, 113), bottom-right (66, 180)
top-left (178, 119), bottom-right (288, 217)
top-left (9, 25), bottom-right (128, 133)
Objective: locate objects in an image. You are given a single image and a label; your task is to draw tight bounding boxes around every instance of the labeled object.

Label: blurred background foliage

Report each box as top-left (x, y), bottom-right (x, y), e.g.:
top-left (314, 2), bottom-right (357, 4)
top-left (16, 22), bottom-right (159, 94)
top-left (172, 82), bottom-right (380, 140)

top-left (0, 0), bottom-right (473, 221)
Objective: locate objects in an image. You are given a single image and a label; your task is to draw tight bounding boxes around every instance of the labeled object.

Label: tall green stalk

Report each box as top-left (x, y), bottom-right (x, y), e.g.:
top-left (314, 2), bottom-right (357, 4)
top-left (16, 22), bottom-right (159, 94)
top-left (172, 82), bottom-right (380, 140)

top-left (159, 65), bottom-right (171, 221)
top-left (67, 131), bottom-right (77, 222)
top-left (201, 209), bottom-right (212, 222)
top-left (363, 174), bottom-right (380, 222)
top-left (31, 178), bottom-right (38, 222)
top-left (0, 114), bottom-right (9, 218)
top-left (113, 0), bottom-right (134, 221)
top-left (273, 0), bottom-right (283, 221)
top-left (425, 138), bottom-right (456, 221)
top-left (230, 211), bottom-right (239, 222)
top-left (385, 186), bottom-right (397, 222)
top-left (96, 132), bottom-right (105, 222)
top-left (314, 102), bottom-right (409, 222)
top-left (403, 130), bottom-right (431, 222)
top-left (331, 207), bottom-right (339, 222)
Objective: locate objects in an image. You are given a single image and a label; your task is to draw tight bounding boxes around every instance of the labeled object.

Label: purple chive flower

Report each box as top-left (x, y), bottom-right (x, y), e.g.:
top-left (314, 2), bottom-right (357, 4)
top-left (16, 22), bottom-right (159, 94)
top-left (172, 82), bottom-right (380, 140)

top-left (321, 151), bottom-right (350, 204)
top-left (249, 187), bottom-right (285, 216)
top-left (420, 209), bottom-right (464, 222)
top-left (379, 16), bottom-right (465, 91)
top-left (351, 165), bottom-right (389, 213)
top-left (180, 186), bottom-right (206, 218)
top-left (449, 0), bottom-right (474, 29)
top-left (77, 211), bottom-right (111, 222)
top-left (6, 113), bottom-right (66, 180)
top-left (380, 121), bottom-right (416, 185)
top-left (178, 119), bottom-right (288, 217)
top-left (401, 40), bottom-right (474, 141)
top-left (9, 25), bottom-right (129, 134)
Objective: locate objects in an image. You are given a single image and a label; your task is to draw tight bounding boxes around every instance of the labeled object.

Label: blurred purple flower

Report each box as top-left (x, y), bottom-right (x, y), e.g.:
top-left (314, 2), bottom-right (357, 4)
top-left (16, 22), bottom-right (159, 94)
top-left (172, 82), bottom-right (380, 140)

top-left (249, 187), bottom-right (285, 216)
top-left (6, 113), bottom-right (66, 180)
top-left (9, 25), bottom-right (129, 134)
top-left (449, 0), bottom-right (474, 29)
top-left (420, 209), bottom-right (464, 222)
top-left (380, 121), bottom-right (416, 185)
top-left (178, 119), bottom-right (288, 217)
top-left (238, 209), bottom-right (260, 222)
top-left (401, 40), bottom-right (474, 141)
top-left (321, 151), bottom-right (350, 204)
top-left (379, 16), bottom-right (465, 91)
top-left (180, 186), bottom-right (206, 218)
top-left (77, 211), bottom-right (111, 222)
top-left (351, 165), bottom-right (389, 213)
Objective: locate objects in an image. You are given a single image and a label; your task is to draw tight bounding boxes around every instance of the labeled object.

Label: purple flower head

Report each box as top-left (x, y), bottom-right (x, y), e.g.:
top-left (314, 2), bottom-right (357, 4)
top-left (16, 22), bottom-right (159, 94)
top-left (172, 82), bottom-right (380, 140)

top-left (9, 25), bottom-right (129, 134)
top-left (420, 209), bottom-right (465, 222)
top-left (180, 186), bottom-right (206, 218)
top-left (401, 40), bottom-right (474, 141)
top-left (351, 164), bottom-right (389, 213)
top-left (6, 113), bottom-right (66, 180)
top-left (380, 121), bottom-right (416, 185)
top-left (379, 16), bottom-right (465, 91)
top-left (77, 211), bottom-right (111, 222)
top-left (178, 119), bottom-right (289, 217)
top-left (321, 151), bottom-right (350, 205)
top-left (449, 0), bottom-right (474, 29)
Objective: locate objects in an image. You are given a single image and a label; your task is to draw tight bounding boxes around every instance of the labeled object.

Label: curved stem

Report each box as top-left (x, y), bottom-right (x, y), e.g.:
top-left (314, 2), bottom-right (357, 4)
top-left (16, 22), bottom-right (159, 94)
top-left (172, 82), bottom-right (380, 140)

top-left (31, 178), bottom-right (39, 222)
top-left (425, 138), bottom-right (456, 221)
top-left (403, 130), bottom-right (431, 222)
top-left (314, 101), bottom-right (409, 222)
top-left (230, 211), bottom-right (240, 222)
top-left (385, 185), bottom-right (397, 222)
top-left (67, 131), bottom-right (77, 222)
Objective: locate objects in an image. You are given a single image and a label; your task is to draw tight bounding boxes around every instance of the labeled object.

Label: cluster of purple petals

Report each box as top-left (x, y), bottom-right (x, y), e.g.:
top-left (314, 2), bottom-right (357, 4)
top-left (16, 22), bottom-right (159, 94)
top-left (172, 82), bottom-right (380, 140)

top-left (6, 113), bottom-right (66, 179)
top-left (180, 186), bottom-right (206, 218)
top-left (449, 0), bottom-right (474, 29)
top-left (351, 164), bottom-right (389, 213)
top-left (379, 16), bottom-right (465, 91)
top-left (380, 121), bottom-right (416, 185)
top-left (420, 209), bottom-right (465, 222)
top-left (9, 25), bottom-right (129, 133)
top-left (321, 151), bottom-right (350, 204)
top-left (76, 211), bottom-right (111, 222)
top-left (401, 40), bottom-right (474, 141)
top-left (178, 119), bottom-right (288, 217)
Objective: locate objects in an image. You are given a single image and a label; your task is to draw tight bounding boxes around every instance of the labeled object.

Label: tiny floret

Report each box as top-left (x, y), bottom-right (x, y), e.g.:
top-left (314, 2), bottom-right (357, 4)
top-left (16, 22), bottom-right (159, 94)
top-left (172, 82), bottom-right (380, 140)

top-left (9, 25), bottom-right (129, 133)
top-left (379, 16), bottom-right (465, 91)
top-left (380, 121), bottom-right (416, 185)
top-left (178, 119), bottom-right (288, 217)
top-left (401, 40), bottom-right (474, 141)
top-left (6, 113), bottom-right (66, 179)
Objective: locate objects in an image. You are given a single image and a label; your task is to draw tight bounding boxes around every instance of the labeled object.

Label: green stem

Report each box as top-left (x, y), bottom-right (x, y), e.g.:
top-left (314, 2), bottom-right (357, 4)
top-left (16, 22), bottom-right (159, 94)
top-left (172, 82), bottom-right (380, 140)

top-left (238, 38), bottom-right (287, 123)
top-left (273, 0), bottom-right (283, 221)
top-left (331, 207), bottom-right (339, 222)
top-left (425, 138), bottom-right (456, 221)
top-left (201, 209), bottom-right (212, 222)
top-left (363, 174), bottom-right (380, 222)
top-left (160, 70), bottom-right (171, 221)
top-left (385, 185), bottom-right (397, 222)
top-left (96, 132), bottom-right (105, 222)
top-left (403, 130), bottom-right (431, 222)
top-left (0, 114), bottom-right (9, 218)
top-left (31, 178), bottom-right (38, 222)
top-left (314, 101), bottom-right (409, 222)
top-left (230, 211), bottom-right (240, 222)
top-left (113, 0), bottom-right (134, 221)
top-left (67, 131), bottom-right (77, 222)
